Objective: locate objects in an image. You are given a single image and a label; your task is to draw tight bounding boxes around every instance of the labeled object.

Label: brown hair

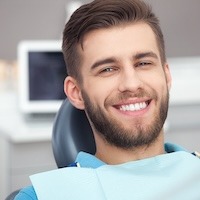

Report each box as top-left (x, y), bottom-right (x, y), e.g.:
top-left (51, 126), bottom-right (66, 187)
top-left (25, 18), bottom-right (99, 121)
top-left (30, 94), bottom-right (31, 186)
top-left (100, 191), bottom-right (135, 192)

top-left (62, 0), bottom-right (166, 82)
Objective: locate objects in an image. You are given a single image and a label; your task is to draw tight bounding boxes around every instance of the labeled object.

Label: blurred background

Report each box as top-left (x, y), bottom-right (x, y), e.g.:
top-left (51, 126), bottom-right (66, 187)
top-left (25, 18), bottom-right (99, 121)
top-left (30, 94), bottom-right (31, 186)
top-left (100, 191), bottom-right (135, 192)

top-left (0, 0), bottom-right (200, 199)
top-left (1, 0), bottom-right (200, 60)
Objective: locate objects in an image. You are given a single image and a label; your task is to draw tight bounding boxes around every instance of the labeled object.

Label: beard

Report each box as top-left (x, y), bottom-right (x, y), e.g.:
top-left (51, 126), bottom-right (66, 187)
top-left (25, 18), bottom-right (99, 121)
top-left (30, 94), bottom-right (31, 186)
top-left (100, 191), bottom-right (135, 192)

top-left (81, 87), bottom-right (169, 150)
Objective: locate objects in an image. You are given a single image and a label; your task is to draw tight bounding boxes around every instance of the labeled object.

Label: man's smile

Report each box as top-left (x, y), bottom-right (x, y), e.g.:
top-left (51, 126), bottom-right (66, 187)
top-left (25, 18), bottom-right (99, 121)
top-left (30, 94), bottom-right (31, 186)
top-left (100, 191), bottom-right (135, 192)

top-left (119, 101), bottom-right (148, 111)
top-left (112, 99), bottom-right (152, 116)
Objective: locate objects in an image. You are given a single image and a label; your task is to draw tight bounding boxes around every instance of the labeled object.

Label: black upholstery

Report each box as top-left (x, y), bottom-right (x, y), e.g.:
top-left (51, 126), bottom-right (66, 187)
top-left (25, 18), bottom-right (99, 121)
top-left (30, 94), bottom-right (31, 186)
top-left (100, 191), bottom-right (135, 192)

top-left (52, 99), bottom-right (96, 168)
top-left (5, 189), bottom-right (20, 200)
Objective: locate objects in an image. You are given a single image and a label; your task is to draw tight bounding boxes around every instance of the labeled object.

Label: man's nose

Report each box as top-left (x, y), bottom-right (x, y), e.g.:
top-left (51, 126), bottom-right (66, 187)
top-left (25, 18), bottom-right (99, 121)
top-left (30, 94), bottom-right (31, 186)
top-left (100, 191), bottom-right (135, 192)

top-left (118, 68), bottom-right (143, 93)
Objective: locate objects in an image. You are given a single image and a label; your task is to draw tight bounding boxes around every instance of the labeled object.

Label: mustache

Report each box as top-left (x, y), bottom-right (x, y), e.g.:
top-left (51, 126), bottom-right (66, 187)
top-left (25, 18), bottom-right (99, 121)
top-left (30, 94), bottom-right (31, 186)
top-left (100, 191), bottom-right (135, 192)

top-left (106, 89), bottom-right (157, 105)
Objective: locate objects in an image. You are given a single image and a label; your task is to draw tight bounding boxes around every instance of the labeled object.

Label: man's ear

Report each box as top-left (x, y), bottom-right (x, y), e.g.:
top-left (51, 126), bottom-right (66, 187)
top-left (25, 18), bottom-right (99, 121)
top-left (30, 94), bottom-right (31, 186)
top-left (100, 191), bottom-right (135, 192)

top-left (164, 63), bottom-right (172, 91)
top-left (64, 76), bottom-right (85, 110)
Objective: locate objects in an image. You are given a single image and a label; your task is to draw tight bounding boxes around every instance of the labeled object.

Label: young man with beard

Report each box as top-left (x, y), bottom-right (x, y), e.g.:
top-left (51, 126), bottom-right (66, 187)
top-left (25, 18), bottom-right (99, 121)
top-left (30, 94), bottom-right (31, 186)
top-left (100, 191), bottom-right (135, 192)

top-left (14, 0), bottom-right (200, 199)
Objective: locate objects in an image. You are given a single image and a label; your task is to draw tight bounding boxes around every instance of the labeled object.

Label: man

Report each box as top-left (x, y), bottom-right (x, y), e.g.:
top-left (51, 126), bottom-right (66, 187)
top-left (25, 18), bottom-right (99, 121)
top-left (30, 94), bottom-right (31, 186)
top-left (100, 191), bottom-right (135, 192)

top-left (14, 0), bottom-right (200, 199)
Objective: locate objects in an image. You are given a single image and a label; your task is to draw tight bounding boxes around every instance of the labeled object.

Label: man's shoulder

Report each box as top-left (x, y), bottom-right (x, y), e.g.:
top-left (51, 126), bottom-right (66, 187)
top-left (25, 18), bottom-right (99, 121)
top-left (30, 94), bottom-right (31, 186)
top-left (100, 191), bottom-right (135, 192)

top-left (14, 186), bottom-right (37, 200)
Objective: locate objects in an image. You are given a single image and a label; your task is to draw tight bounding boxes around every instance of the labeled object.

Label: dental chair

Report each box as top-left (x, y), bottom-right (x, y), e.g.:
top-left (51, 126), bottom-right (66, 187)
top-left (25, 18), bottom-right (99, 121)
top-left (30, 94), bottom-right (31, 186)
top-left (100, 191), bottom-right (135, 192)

top-left (6, 99), bottom-right (96, 199)
top-left (52, 98), bottom-right (95, 168)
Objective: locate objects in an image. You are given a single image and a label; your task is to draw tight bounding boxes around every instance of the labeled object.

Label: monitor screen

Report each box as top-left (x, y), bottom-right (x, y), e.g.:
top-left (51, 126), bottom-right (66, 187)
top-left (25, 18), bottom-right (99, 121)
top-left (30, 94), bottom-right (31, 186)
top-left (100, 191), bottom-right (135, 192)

top-left (18, 40), bottom-right (67, 114)
top-left (28, 51), bottom-right (66, 101)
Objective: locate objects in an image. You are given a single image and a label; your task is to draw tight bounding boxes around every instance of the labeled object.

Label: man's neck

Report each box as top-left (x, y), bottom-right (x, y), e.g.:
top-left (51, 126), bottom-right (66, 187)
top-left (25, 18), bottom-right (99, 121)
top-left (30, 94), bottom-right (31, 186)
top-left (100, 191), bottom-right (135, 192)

top-left (94, 133), bottom-right (165, 165)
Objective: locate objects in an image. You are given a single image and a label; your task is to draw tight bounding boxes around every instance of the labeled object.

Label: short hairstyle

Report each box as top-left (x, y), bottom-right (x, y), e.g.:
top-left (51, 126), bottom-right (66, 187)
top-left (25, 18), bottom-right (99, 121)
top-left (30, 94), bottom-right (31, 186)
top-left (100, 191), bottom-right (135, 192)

top-left (62, 0), bottom-right (166, 82)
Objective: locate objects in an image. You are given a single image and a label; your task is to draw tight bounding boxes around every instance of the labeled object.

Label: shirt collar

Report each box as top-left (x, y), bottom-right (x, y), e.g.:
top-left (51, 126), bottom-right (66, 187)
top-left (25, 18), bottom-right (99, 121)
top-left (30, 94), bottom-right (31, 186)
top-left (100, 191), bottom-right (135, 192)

top-left (165, 142), bottom-right (188, 153)
top-left (76, 151), bottom-right (105, 168)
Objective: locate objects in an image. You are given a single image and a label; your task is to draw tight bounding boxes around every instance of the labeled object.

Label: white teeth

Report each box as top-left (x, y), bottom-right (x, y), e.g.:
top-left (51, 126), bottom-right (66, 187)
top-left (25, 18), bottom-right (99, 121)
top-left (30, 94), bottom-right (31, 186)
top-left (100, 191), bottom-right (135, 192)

top-left (120, 102), bottom-right (147, 111)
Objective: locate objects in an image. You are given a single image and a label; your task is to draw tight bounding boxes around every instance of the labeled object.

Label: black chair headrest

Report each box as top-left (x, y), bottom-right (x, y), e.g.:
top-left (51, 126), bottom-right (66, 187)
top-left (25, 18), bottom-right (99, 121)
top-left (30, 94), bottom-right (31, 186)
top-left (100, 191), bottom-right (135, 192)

top-left (52, 99), bottom-right (96, 168)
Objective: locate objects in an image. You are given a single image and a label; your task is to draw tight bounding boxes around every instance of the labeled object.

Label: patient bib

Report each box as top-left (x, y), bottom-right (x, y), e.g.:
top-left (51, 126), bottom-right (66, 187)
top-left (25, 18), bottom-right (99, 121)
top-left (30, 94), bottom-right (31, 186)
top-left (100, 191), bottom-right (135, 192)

top-left (30, 151), bottom-right (200, 200)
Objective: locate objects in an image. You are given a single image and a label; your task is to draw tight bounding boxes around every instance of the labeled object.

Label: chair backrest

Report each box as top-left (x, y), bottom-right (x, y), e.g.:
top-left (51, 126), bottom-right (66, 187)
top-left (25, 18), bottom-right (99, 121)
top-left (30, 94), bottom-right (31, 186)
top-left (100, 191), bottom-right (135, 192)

top-left (52, 99), bottom-right (96, 168)
top-left (5, 189), bottom-right (21, 200)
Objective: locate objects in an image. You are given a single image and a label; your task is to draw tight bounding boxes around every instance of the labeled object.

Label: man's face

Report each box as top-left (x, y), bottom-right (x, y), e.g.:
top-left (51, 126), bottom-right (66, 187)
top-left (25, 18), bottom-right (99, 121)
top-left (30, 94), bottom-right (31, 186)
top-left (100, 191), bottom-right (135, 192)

top-left (77, 23), bottom-right (171, 149)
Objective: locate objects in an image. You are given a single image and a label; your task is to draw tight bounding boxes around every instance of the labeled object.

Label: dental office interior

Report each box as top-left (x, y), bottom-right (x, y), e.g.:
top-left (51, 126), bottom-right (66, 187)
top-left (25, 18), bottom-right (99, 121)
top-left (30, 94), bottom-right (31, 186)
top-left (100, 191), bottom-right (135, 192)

top-left (0, 0), bottom-right (200, 199)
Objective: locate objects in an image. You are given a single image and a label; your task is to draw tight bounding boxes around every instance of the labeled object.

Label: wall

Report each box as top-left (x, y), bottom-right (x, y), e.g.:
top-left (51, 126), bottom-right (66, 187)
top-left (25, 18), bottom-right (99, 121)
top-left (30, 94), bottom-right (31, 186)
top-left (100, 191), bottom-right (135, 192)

top-left (146, 0), bottom-right (200, 58)
top-left (0, 0), bottom-right (200, 60)
top-left (0, 0), bottom-right (89, 60)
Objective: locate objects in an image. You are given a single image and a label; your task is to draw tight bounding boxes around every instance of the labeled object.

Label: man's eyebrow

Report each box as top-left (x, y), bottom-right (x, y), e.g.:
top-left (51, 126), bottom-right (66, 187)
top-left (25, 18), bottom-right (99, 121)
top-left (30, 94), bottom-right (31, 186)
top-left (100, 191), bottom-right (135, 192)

top-left (90, 52), bottom-right (158, 70)
top-left (134, 51), bottom-right (158, 60)
top-left (91, 58), bottom-right (117, 70)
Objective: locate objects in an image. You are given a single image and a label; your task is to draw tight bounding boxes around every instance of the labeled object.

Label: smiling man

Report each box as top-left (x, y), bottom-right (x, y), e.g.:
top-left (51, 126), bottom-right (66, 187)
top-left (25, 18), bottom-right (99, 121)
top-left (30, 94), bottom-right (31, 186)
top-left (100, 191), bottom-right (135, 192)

top-left (68, 23), bottom-right (171, 164)
top-left (14, 0), bottom-right (200, 199)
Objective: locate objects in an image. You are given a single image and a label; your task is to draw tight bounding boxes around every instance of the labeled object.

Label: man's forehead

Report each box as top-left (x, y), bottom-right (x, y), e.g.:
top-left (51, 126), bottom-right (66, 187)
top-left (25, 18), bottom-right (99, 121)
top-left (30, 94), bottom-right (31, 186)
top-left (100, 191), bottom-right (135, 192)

top-left (78, 23), bottom-right (160, 64)
top-left (81, 23), bottom-right (157, 48)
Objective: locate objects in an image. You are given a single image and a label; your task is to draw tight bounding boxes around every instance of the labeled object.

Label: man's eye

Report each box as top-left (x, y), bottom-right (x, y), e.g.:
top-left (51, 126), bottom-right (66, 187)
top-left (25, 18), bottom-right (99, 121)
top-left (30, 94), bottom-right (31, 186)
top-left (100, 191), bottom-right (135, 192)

top-left (97, 67), bottom-right (118, 77)
top-left (100, 67), bottom-right (115, 73)
top-left (136, 62), bottom-right (151, 67)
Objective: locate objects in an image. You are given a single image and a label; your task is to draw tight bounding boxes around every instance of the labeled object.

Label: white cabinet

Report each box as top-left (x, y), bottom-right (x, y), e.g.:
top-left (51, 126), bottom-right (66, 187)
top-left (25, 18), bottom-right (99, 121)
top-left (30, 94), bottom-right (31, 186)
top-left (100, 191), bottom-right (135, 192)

top-left (0, 90), bottom-right (56, 199)
top-left (0, 137), bottom-right (56, 199)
